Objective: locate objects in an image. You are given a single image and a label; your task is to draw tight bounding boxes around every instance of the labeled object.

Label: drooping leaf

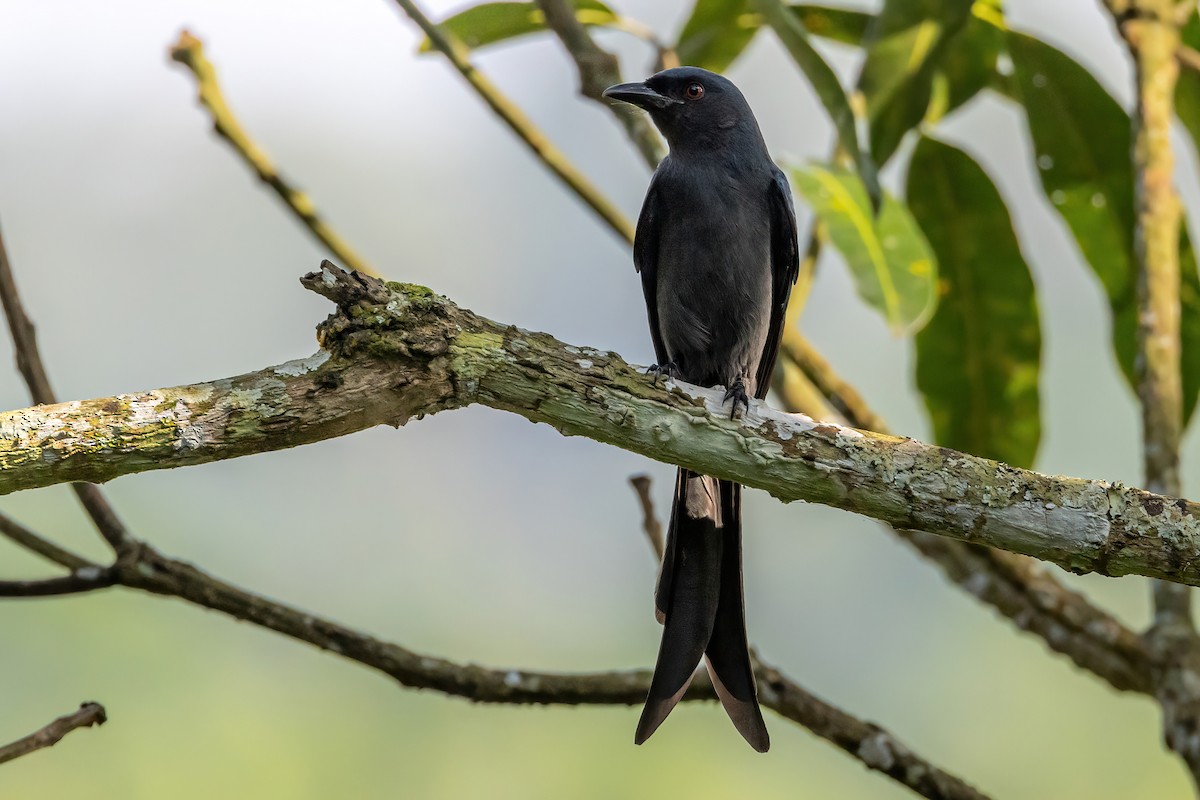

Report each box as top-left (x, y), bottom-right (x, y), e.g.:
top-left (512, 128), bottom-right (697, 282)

top-left (855, 0), bottom-right (978, 165)
top-left (908, 136), bottom-right (1042, 468)
top-left (792, 163), bottom-right (936, 334)
top-left (754, 0), bottom-right (881, 208)
top-left (1007, 31), bottom-right (1200, 422)
top-left (418, 0), bottom-right (617, 53)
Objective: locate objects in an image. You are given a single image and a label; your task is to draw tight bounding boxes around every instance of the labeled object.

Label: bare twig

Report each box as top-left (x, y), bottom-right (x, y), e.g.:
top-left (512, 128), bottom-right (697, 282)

top-left (0, 703), bottom-right (107, 766)
top-left (0, 222), bottom-right (131, 556)
top-left (0, 224), bottom-right (54, 402)
top-left (119, 517), bottom-right (987, 799)
top-left (0, 512), bottom-right (94, 572)
top-left (386, 0), bottom-right (635, 242)
top-left (534, 0), bottom-right (665, 168)
top-left (168, 31), bottom-right (378, 277)
top-left (628, 475), bottom-right (664, 559)
top-left (0, 569), bottom-right (116, 598)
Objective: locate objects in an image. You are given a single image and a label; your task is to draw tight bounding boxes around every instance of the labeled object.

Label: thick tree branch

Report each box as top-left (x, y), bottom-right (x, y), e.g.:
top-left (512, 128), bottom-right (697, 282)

top-left (0, 703), bottom-right (106, 766)
top-left (3, 266), bottom-right (1200, 593)
top-left (169, 31), bottom-right (378, 277)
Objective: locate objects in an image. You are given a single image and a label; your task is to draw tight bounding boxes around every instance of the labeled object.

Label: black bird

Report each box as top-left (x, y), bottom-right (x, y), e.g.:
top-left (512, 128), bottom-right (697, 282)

top-left (603, 67), bottom-right (798, 752)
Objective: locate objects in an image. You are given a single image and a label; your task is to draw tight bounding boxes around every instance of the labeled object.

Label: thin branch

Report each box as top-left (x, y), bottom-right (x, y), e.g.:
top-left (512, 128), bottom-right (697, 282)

top-left (0, 221), bottom-right (131, 556)
top-left (0, 512), bottom-right (95, 572)
top-left (0, 703), bottom-right (106, 766)
top-left (1109, 0), bottom-right (1200, 783)
top-left (5, 266), bottom-right (1200, 593)
top-left (115, 534), bottom-right (986, 799)
top-left (168, 31), bottom-right (378, 277)
top-left (387, 0), bottom-right (635, 242)
top-left (0, 223), bottom-right (54, 402)
top-left (534, 0), bottom-right (666, 168)
top-left (0, 568), bottom-right (116, 598)
top-left (628, 474), bottom-right (664, 559)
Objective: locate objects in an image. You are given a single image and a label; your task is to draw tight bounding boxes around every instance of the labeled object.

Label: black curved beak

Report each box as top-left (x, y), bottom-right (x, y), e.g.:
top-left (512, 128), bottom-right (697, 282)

top-left (602, 82), bottom-right (679, 110)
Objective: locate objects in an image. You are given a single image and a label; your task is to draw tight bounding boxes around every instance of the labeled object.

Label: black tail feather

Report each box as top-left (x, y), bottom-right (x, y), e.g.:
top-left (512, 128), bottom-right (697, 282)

top-left (635, 470), bottom-right (768, 751)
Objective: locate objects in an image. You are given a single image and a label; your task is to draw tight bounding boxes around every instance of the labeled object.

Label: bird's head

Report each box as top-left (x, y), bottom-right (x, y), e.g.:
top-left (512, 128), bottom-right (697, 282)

top-left (602, 67), bottom-right (764, 157)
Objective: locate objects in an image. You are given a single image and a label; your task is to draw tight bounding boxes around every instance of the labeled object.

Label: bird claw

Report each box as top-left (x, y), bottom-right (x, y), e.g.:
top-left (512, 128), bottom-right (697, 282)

top-left (646, 361), bottom-right (681, 383)
top-left (723, 380), bottom-right (750, 419)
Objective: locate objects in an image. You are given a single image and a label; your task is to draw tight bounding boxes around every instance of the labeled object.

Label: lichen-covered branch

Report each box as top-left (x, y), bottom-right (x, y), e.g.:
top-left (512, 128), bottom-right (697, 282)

top-left (0, 703), bottom-right (106, 766)
top-left (4, 266), bottom-right (1200, 593)
top-left (168, 31), bottom-right (378, 278)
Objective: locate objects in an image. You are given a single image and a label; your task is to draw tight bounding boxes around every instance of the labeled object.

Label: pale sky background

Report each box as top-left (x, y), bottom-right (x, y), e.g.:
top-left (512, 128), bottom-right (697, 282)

top-left (1, 1), bottom-right (1199, 797)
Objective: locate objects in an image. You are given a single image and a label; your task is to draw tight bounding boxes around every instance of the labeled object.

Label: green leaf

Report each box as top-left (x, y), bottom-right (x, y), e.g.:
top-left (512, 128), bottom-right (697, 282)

top-left (792, 163), bottom-right (937, 334)
top-left (754, 0), bottom-right (881, 209)
top-left (676, 0), bottom-right (760, 73)
top-left (908, 137), bottom-right (1042, 468)
top-left (855, 0), bottom-right (978, 165)
top-left (791, 5), bottom-right (871, 46)
top-left (1007, 31), bottom-right (1200, 422)
top-left (674, 3), bottom-right (871, 72)
top-left (418, 1), bottom-right (617, 52)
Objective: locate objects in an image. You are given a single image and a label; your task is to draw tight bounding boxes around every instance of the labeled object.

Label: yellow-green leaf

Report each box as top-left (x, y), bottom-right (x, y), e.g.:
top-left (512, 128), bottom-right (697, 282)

top-left (418, 1), bottom-right (617, 53)
top-left (792, 163), bottom-right (936, 334)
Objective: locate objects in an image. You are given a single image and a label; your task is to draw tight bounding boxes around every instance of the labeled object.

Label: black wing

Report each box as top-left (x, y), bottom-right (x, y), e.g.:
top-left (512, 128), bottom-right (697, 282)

top-left (753, 168), bottom-right (799, 400)
top-left (634, 163), bottom-right (670, 367)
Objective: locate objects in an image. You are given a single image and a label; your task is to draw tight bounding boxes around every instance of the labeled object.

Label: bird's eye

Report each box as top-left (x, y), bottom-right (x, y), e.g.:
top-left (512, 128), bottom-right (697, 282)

top-left (685, 83), bottom-right (705, 100)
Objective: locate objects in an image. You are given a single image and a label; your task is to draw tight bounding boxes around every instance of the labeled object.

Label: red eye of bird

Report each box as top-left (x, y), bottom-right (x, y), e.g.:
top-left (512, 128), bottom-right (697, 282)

top-left (685, 83), bottom-right (704, 100)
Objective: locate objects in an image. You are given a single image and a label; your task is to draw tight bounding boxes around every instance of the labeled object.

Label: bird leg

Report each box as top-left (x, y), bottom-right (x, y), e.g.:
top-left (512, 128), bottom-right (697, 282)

top-left (723, 379), bottom-right (750, 420)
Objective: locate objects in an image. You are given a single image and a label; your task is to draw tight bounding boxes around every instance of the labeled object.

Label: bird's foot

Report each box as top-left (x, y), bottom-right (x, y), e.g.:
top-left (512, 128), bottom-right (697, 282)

top-left (724, 380), bottom-right (750, 420)
top-left (646, 361), bottom-right (681, 384)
